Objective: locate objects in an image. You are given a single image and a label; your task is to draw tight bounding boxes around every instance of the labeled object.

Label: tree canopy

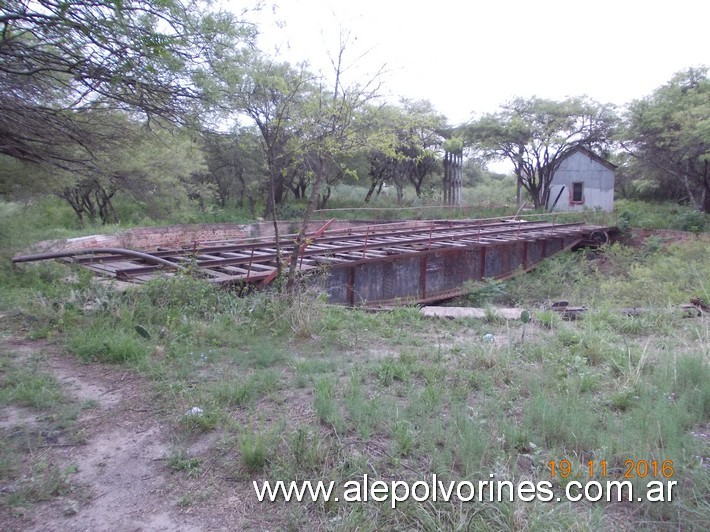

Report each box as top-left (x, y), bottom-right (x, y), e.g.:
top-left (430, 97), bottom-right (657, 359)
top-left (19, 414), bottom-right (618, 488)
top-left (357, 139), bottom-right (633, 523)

top-left (623, 67), bottom-right (710, 212)
top-left (2, 1), bottom-right (707, 226)
top-left (0, 0), bottom-right (254, 168)
top-left (365, 99), bottom-right (447, 204)
top-left (465, 96), bottom-right (617, 209)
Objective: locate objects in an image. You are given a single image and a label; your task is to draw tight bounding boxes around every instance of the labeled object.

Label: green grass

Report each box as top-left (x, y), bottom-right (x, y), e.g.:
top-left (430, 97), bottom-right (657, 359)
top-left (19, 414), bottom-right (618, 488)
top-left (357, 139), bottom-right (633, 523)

top-left (0, 354), bottom-right (86, 514)
top-left (167, 449), bottom-right (203, 478)
top-left (0, 359), bottom-right (64, 409)
top-left (239, 429), bottom-right (271, 473)
top-left (68, 323), bottom-right (150, 364)
top-left (1, 197), bottom-right (709, 529)
top-left (616, 199), bottom-right (709, 232)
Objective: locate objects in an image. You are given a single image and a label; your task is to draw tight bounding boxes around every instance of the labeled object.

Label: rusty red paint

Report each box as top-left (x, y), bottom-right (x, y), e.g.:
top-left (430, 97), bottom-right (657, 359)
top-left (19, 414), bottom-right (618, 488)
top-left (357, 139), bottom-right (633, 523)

top-left (13, 219), bottom-right (616, 306)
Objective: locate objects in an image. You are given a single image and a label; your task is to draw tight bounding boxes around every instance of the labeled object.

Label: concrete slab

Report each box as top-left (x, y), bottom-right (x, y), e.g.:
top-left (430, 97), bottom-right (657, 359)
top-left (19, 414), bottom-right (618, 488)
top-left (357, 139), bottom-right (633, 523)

top-left (421, 306), bottom-right (527, 320)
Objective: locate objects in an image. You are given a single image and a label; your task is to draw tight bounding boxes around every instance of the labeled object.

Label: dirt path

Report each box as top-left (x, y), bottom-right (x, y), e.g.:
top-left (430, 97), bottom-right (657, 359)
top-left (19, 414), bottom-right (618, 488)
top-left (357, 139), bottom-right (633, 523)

top-left (1, 336), bottom-right (204, 531)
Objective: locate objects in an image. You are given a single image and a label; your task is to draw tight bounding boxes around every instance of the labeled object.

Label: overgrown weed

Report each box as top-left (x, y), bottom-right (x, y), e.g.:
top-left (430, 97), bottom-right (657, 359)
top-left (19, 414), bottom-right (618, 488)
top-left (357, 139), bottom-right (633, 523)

top-left (2, 202), bottom-right (709, 529)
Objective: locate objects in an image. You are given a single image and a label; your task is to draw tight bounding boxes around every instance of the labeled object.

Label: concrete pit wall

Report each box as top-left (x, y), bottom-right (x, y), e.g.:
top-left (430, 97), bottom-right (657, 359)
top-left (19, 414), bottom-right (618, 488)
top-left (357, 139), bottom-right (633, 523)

top-left (20, 220), bottom-right (417, 255)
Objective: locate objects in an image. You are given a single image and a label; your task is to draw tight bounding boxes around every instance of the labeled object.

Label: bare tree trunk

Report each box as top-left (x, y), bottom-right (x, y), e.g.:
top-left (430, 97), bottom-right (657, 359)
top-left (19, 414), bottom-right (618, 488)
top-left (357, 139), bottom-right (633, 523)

top-left (286, 156), bottom-right (326, 293)
top-left (317, 186), bottom-right (331, 209)
top-left (516, 177), bottom-right (522, 206)
top-left (364, 181), bottom-right (377, 203)
top-left (268, 172), bottom-right (282, 279)
top-left (702, 160), bottom-right (710, 213)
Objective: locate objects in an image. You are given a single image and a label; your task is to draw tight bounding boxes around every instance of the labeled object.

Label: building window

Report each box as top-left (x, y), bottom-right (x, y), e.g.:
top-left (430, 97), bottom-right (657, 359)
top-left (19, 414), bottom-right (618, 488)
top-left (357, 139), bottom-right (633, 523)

top-left (572, 182), bottom-right (584, 203)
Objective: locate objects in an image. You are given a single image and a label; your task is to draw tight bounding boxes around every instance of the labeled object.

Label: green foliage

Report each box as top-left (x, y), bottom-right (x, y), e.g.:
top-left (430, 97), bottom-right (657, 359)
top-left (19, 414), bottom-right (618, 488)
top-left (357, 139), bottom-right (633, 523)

top-left (0, 355), bottom-right (86, 512)
top-left (313, 377), bottom-right (340, 427)
top-left (179, 408), bottom-right (220, 434)
top-left (376, 357), bottom-right (411, 386)
top-left (623, 67), bottom-right (710, 211)
top-left (677, 209), bottom-right (707, 233)
top-left (391, 419), bottom-right (416, 456)
top-left (240, 430), bottom-right (271, 472)
top-left (615, 199), bottom-right (709, 231)
top-left (282, 427), bottom-right (333, 476)
top-left (210, 370), bottom-right (278, 407)
top-left (0, 359), bottom-right (64, 410)
top-left (68, 323), bottom-right (149, 364)
top-left (0, 0), bottom-right (255, 170)
top-left (343, 373), bottom-right (381, 440)
top-left (167, 450), bottom-right (203, 478)
top-left (466, 96), bottom-right (618, 209)
top-left (143, 276), bottom-right (221, 318)
top-left (442, 137), bottom-right (464, 153)
top-left (505, 235), bottom-right (710, 309)
top-left (462, 278), bottom-right (507, 306)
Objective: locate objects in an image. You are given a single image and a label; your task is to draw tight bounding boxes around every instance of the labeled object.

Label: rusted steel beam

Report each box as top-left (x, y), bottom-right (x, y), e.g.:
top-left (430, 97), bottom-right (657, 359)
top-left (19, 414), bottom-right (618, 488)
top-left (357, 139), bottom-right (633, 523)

top-left (90, 221), bottom-right (592, 279)
top-left (65, 219), bottom-right (578, 265)
top-left (13, 220), bottom-right (616, 306)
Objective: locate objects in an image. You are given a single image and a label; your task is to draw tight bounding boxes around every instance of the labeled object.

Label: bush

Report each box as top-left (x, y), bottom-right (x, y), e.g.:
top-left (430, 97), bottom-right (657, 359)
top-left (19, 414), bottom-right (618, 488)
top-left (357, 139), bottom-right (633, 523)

top-left (462, 278), bottom-right (507, 306)
top-left (69, 324), bottom-right (149, 364)
top-left (675, 209), bottom-right (707, 233)
top-left (613, 200), bottom-right (708, 232)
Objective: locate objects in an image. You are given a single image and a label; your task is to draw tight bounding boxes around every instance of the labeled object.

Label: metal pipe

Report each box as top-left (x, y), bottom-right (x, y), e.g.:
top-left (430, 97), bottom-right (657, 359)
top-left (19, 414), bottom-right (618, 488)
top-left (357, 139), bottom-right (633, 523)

top-left (12, 247), bottom-right (186, 270)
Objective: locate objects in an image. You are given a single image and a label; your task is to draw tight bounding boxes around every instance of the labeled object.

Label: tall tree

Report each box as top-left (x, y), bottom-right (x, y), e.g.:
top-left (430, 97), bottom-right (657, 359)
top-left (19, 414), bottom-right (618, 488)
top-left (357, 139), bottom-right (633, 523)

top-left (365, 100), bottom-right (445, 204)
top-left (59, 118), bottom-right (207, 224)
top-left (284, 33), bottom-right (383, 291)
top-left (200, 127), bottom-right (262, 211)
top-left (0, 0), bottom-right (254, 169)
top-left (0, 113), bottom-right (208, 225)
top-left (397, 100), bottom-right (446, 199)
top-left (623, 67), bottom-right (710, 212)
top-left (230, 56), bottom-right (315, 217)
top-left (466, 96), bottom-right (617, 209)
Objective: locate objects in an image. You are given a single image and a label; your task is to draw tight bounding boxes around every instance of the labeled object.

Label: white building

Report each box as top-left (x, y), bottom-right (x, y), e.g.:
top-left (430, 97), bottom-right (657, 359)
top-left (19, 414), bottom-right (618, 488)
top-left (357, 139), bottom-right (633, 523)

top-left (546, 146), bottom-right (616, 212)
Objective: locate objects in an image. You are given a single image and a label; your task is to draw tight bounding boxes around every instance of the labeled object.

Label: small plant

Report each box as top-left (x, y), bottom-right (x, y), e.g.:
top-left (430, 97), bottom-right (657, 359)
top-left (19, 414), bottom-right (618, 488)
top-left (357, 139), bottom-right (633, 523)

top-left (167, 450), bottom-right (202, 478)
top-left (313, 377), bottom-right (340, 427)
top-left (69, 324), bottom-right (149, 364)
top-left (391, 419), bottom-right (416, 456)
top-left (211, 370), bottom-right (278, 408)
top-left (285, 427), bottom-right (332, 475)
top-left (0, 363), bottom-right (64, 409)
top-left (179, 408), bottom-right (220, 433)
top-left (240, 430), bottom-right (269, 472)
top-left (675, 209), bottom-right (706, 233)
top-left (643, 235), bottom-right (666, 254)
top-left (177, 496), bottom-right (193, 508)
top-left (609, 388), bottom-right (637, 411)
top-left (376, 357), bottom-right (410, 386)
top-left (616, 210), bottom-right (632, 236)
top-left (463, 278), bottom-right (507, 307)
top-left (535, 310), bottom-right (560, 329)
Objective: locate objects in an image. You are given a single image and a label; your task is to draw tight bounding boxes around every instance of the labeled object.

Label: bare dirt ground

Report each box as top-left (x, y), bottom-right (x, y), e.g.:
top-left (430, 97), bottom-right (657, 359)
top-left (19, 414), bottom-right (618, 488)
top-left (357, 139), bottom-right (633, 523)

top-left (0, 336), bottom-right (279, 531)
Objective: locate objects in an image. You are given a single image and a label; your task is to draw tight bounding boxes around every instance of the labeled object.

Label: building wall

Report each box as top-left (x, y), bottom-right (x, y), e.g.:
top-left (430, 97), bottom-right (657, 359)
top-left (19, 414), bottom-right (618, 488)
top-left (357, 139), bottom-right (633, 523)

top-left (547, 150), bottom-right (615, 212)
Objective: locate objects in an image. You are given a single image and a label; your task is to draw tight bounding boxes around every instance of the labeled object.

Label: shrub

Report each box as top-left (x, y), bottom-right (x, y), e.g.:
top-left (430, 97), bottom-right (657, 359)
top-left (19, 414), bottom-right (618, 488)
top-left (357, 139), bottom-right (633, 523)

top-left (240, 431), bottom-right (270, 472)
top-left (69, 324), bottom-right (148, 364)
top-left (462, 278), bottom-right (507, 306)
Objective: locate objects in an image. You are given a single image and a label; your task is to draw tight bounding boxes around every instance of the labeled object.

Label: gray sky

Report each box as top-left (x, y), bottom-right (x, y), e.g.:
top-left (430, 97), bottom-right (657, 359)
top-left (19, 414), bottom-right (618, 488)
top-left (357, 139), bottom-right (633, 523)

top-left (249, 0), bottom-right (709, 125)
